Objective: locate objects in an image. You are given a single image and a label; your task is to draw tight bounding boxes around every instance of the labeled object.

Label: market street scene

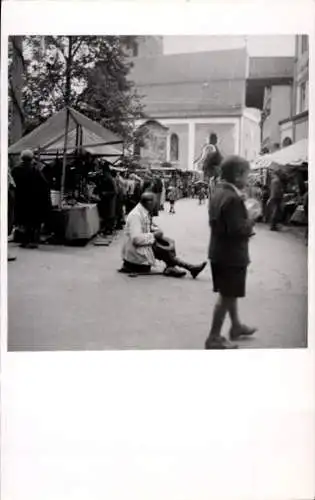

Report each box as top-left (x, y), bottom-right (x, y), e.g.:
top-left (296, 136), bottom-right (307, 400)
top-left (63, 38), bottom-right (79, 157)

top-left (6, 35), bottom-right (309, 350)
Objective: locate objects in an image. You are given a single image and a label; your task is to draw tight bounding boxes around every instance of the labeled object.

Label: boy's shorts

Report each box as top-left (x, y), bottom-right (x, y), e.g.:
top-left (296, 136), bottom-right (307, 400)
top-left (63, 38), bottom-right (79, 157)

top-left (211, 262), bottom-right (247, 298)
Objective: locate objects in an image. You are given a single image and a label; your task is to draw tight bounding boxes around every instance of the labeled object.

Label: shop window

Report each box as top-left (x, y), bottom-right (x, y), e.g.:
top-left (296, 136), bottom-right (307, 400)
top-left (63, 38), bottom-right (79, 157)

top-left (170, 133), bottom-right (179, 162)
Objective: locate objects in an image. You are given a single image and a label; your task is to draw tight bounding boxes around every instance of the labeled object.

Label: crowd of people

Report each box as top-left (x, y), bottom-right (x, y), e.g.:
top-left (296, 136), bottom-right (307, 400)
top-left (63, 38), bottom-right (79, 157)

top-left (246, 169), bottom-right (308, 237)
top-left (8, 145), bottom-right (308, 349)
top-left (7, 150), bottom-right (185, 257)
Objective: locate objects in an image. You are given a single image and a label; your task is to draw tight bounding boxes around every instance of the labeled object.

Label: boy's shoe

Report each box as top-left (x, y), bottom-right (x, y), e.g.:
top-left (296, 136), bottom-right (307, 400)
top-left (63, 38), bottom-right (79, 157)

top-left (230, 325), bottom-right (257, 340)
top-left (205, 336), bottom-right (238, 349)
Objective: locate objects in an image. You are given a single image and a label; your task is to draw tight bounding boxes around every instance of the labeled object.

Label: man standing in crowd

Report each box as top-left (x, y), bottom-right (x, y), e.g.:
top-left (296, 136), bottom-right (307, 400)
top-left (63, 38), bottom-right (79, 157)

top-left (303, 182), bottom-right (308, 245)
top-left (205, 156), bottom-right (257, 349)
top-left (114, 171), bottom-right (127, 230)
top-left (8, 168), bottom-right (17, 261)
top-left (95, 162), bottom-right (117, 236)
top-left (119, 192), bottom-right (206, 278)
top-left (12, 149), bottom-right (51, 249)
top-left (151, 174), bottom-right (163, 215)
top-left (268, 170), bottom-right (284, 231)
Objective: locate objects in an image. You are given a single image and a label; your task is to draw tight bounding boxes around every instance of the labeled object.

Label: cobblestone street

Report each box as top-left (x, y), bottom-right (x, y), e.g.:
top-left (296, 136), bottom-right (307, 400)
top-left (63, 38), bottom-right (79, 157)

top-left (8, 199), bottom-right (308, 350)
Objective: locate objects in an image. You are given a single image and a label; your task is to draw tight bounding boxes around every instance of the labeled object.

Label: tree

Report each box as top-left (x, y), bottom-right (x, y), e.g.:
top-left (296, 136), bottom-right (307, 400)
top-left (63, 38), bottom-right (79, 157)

top-left (9, 36), bottom-right (143, 144)
top-left (9, 36), bottom-right (25, 144)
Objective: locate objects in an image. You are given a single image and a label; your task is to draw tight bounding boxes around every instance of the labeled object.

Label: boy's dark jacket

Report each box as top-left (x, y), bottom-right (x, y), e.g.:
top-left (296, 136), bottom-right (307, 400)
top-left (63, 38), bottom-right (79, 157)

top-left (209, 182), bottom-right (253, 267)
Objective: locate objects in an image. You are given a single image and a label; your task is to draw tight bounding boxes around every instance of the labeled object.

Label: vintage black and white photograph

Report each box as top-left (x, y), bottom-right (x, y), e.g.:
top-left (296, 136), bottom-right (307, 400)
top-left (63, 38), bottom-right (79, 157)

top-left (7, 35), bottom-right (308, 350)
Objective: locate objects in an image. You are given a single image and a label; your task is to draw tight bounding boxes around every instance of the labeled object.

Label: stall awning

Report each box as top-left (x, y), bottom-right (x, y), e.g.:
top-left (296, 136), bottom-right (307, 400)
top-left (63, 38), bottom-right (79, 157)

top-left (8, 107), bottom-right (124, 157)
top-left (253, 138), bottom-right (308, 170)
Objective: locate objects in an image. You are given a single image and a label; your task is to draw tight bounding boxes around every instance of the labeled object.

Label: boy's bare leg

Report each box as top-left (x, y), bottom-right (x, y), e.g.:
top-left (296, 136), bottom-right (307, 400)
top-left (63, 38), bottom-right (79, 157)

top-left (208, 295), bottom-right (227, 338)
top-left (205, 295), bottom-right (239, 349)
top-left (226, 296), bottom-right (257, 340)
top-left (224, 297), bottom-right (242, 329)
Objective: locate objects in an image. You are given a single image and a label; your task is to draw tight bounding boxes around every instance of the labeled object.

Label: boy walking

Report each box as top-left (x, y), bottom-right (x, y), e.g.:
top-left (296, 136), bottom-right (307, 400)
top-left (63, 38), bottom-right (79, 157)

top-left (205, 156), bottom-right (257, 349)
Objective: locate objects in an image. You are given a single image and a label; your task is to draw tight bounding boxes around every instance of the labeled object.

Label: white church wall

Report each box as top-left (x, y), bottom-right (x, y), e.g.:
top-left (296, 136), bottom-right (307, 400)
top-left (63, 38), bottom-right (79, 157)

top-left (194, 123), bottom-right (237, 160)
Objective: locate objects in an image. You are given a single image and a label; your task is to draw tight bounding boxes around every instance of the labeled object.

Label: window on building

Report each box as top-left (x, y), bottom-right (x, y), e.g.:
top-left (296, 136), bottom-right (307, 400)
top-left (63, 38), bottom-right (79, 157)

top-left (301, 35), bottom-right (308, 53)
top-left (170, 133), bottom-right (179, 162)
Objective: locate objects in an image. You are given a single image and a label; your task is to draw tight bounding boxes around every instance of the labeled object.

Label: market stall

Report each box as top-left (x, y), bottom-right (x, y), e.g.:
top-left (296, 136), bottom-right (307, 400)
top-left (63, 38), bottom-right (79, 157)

top-left (9, 107), bottom-right (124, 243)
top-left (251, 138), bottom-right (308, 226)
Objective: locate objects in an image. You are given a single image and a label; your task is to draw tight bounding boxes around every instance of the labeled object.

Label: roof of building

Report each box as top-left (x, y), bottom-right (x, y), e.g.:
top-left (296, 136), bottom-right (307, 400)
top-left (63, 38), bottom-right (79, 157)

top-left (131, 47), bottom-right (248, 85)
top-left (131, 50), bottom-right (295, 118)
top-left (131, 48), bottom-right (247, 117)
top-left (137, 81), bottom-right (245, 118)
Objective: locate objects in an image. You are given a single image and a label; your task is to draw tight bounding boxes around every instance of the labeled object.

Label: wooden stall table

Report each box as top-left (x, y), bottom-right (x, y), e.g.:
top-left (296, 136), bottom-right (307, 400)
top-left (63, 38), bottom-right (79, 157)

top-left (51, 203), bottom-right (100, 243)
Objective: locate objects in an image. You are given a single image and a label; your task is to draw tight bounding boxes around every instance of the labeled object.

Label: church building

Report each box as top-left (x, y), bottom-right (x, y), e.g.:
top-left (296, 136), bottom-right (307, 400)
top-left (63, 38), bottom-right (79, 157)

top-left (129, 37), bottom-right (294, 171)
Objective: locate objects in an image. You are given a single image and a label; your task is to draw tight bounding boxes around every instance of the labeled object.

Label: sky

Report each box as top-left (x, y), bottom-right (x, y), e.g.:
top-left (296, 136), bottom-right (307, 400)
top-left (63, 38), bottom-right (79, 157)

top-left (163, 35), bottom-right (296, 56)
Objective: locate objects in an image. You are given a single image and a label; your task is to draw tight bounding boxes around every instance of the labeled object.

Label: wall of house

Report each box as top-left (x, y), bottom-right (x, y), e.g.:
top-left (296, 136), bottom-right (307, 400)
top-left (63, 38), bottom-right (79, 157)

top-left (279, 121), bottom-right (294, 145)
top-left (262, 85), bottom-right (292, 146)
top-left (294, 35), bottom-right (309, 115)
top-left (139, 121), bottom-right (168, 165)
top-left (242, 113), bottom-right (261, 162)
top-left (295, 116), bottom-right (309, 141)
top-left (167, 124), bottom-right (189, 170)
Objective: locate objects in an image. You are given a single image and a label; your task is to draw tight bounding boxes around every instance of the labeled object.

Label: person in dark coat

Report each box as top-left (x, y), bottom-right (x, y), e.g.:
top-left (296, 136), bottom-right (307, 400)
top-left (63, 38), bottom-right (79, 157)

top-left (303, 184), bottom-right (308, 245)
top-left (205, 155), bottom-right (257, 349)
top-left (94, 162), bottom-right (118, 235)
top-left (8, 169), bottom-right (17, 261)
top-left (12, 150), bottom-right (51, 249)
top-left (268, 171), bottom-right (284, 231)
top-left (151, 174), bottom-right (163, 215)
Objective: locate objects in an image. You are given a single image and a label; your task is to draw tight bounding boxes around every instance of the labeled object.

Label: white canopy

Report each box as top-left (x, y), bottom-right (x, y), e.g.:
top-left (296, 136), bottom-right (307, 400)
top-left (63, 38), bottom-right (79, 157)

top-left (253, 138), bottom-right (308, 170)
top-left (9, 107), bottom-right (123, 158)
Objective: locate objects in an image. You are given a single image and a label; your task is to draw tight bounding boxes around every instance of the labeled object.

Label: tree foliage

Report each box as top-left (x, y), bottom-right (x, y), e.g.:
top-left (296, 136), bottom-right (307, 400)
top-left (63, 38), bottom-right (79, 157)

top-left (9, 36), bottom-right (143, 143)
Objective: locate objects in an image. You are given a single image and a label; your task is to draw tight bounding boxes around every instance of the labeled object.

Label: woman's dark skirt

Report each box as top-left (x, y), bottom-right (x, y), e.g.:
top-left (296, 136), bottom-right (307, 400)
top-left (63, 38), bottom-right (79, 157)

top-left (211, 262), bottom-right (247, 298)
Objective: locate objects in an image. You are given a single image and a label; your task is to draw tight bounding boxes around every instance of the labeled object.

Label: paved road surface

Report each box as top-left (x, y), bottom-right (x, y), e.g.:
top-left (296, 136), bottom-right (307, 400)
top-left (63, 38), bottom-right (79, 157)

top-left (8, 199), bottom-right (307, 350)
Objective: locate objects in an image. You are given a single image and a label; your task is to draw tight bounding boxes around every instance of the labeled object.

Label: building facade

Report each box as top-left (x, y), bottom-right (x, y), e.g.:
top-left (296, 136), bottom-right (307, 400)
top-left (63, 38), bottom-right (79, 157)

top-left (279, 35), bottom-right (309, 145)
top-left (130, 38), bottom-right (296, 169)
top-left (132, 47), bottom-right (262, 171)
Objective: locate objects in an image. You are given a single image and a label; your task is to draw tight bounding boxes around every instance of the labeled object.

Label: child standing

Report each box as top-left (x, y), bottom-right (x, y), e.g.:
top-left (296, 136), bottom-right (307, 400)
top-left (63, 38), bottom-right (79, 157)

top-left (205, 155), bottom-right (257, 349)
top-left (168, 185), bottom-right (177, 214)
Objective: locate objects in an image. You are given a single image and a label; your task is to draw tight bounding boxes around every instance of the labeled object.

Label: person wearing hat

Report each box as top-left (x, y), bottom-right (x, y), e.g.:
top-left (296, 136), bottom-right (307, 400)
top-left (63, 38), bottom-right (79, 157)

top-left (119, 191), bottom-right (207, 278)
top-left (205, 155), bottom-right (257, 349)
top-left (94, 162), bottom-right (118, 236)
top-left (268, 170), bottom-right (284, 231)
top-left (12, 149), bottom-right (51, 249)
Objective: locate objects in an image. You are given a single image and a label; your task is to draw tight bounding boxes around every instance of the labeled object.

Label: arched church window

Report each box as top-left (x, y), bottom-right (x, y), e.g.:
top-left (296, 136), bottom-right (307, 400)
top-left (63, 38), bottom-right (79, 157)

top-left (170, 133), bottom-right (179, 162)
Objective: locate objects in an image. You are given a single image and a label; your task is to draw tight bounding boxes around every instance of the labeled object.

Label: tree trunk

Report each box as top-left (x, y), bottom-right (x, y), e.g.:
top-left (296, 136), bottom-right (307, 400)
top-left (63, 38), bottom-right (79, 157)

top-left (10, 36), bottom-right (25, 145)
